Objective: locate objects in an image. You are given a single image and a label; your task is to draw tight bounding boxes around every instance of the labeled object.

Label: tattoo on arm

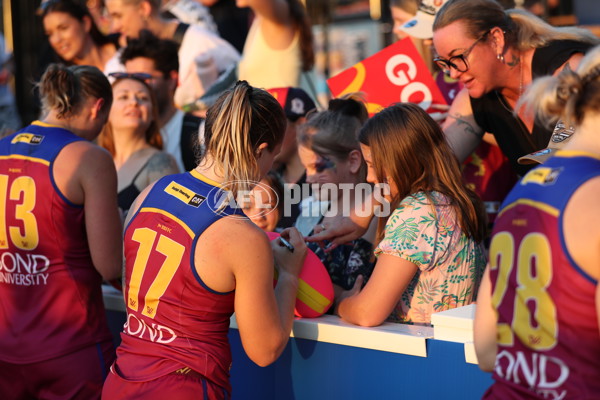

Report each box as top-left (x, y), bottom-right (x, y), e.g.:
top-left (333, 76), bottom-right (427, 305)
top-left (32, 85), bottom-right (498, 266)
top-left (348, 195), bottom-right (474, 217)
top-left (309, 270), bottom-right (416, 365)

top-left (449, 112), bottom-right (484, 139)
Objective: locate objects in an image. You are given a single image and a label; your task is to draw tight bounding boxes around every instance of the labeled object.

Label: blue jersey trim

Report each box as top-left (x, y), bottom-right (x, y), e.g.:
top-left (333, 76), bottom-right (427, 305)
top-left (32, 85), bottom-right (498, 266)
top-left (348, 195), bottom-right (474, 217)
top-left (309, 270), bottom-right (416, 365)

top-left (189, 227), bottom-right (235, 296)
top-left (558, 197), bottom-right (598, 285)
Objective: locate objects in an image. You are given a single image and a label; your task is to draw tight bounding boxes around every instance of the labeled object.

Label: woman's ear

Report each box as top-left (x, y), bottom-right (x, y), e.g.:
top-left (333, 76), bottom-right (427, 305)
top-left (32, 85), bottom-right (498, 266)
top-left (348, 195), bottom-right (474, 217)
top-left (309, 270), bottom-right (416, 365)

top-left (90, 98), bottom-right (105, 120)
top-left (255, 142), bottom-right (269, 158)
top-left (140, 0), bottom-right (153, 22)
top-left (348, 149), bottom-right (362, 174)
top-left (82, 15), bottom-right (92, 34)
top-left (490, 27), bottom-right (506, 57)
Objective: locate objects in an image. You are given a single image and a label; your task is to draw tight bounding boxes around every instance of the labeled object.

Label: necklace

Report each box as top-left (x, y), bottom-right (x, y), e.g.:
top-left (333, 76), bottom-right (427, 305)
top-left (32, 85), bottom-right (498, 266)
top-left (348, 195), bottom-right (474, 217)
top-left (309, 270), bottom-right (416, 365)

top-left (519, 56), bottom-right (523, 98)
top-left (496, 56), bottom-right (523, 113)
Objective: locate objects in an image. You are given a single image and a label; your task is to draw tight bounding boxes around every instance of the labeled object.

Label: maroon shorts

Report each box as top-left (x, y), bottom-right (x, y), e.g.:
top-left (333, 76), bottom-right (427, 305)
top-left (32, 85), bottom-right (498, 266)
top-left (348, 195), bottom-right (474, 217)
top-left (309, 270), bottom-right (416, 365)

top-left (102, 366), bottom-right (230, 400)
top-left (0, 340), bottom-right (115, 400)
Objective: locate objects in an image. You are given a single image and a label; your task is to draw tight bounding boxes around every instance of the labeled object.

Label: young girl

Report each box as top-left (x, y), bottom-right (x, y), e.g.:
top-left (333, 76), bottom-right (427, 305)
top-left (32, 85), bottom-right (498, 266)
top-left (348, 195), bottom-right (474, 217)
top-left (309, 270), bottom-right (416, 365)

top-left (102, 81), bottom-right (307, 399)
top-left (337, 103), bottom-right (487, 326)
top-left (296, 97), bottom-right (376, 301)
top-left (243, 170), bottom-right (285, 232)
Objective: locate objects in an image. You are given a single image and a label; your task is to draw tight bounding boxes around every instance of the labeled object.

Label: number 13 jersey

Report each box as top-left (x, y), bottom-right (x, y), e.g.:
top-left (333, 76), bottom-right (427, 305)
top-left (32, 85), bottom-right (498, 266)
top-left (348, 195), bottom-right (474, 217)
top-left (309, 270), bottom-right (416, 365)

top-left (0, 122), bottom-right (112, 363)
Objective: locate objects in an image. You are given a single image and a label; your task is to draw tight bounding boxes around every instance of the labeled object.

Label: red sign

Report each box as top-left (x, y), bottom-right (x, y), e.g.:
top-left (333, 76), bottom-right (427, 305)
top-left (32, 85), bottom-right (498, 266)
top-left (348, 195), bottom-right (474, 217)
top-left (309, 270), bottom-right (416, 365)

top-left (327, 38), bottom-right (447, 116)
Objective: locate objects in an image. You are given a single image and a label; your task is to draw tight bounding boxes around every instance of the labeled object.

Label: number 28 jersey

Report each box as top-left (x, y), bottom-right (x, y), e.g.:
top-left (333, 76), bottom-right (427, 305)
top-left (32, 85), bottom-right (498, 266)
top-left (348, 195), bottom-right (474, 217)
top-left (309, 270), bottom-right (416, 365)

top-left (115, 170), bottom-right (242, 392)
top-left (486, 151), bottom-right (600, 399)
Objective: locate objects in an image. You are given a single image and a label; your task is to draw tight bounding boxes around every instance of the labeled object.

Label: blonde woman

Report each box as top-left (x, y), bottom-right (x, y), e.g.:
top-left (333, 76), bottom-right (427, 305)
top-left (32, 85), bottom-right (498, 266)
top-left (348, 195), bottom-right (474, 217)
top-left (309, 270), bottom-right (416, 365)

top-left (102, 81), bottom-right (307, 399)
top-left (433, 0), bottom-right (599, 175)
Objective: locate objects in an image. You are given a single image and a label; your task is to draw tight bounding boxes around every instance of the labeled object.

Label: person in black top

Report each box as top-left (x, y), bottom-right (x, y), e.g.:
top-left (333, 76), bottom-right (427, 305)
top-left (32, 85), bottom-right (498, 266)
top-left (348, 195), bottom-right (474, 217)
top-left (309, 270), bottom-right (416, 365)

top-left (432, 0), bottom-right (598, 176)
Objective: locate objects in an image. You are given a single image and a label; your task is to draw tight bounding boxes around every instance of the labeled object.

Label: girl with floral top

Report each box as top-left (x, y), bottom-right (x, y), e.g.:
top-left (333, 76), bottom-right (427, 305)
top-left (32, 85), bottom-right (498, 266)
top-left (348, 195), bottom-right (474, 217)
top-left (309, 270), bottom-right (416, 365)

top-left (336, 103), bottom-right (487, 326)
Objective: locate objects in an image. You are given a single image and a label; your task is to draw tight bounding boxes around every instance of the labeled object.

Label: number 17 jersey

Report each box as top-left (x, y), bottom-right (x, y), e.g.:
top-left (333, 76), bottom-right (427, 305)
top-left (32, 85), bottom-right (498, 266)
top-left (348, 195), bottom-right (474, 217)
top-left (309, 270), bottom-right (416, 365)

top-left (115, 170), bottom-right (242, 393)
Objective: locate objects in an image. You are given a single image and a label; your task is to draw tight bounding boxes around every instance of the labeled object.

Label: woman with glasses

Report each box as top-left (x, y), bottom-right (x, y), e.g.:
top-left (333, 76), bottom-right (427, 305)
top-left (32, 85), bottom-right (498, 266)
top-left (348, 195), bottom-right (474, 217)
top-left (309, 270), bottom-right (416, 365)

top-left (0, 63), bottom-right (122, 399)
top-left (41, 0), bottom-right (120, 72)
top-left (296, 96), bottom-right (377, 304)
top-left (474, 45), bottom-right (600, 398)
top-left (98, 73), bottom-right (179, 217)
top-left (336, 103), bottom-right (487, 327)
top-left (432, 0), bottom-right (598, 176)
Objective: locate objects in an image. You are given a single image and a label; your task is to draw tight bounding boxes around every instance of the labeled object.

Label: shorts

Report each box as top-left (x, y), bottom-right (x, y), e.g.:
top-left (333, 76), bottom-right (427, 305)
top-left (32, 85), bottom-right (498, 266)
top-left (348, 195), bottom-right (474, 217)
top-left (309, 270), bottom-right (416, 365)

top-left (102, 366), bottom-right (230, 400)
top-left (0, 340), bottom-right (115, 400)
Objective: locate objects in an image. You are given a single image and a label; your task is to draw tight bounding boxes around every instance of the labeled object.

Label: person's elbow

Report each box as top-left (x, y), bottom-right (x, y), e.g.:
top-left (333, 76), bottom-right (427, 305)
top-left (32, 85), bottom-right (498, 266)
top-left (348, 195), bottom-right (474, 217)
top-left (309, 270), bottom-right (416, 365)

top-left (346, 313), bottom-right (385, 327)
top-left (94, 254), bottom-right (123, 281)
top-left (245, 334), bottom-right (288, 367)
top-left (476, 352), bottom-right (496, 373)
top-left (97, 263), bottom-right (122, 282)
top-left (339, 303), bottom-right (386, 327)
top-left (249, 351), bottom-right (279, 368)
top-left (474, 333), bottom-right (497, 373)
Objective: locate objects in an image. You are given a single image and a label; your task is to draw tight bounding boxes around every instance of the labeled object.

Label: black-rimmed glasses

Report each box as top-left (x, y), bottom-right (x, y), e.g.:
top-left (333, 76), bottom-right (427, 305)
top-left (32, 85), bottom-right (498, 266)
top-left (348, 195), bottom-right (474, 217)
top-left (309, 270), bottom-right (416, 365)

top-left (433, 30), bottom-right (490, 74)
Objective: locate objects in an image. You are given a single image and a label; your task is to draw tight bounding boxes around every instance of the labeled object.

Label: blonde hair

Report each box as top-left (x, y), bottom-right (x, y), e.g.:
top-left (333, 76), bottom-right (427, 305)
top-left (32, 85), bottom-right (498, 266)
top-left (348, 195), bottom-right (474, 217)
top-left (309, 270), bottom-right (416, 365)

top-left (518, 45), bottom-right (600, 128)
top-left (37, 63), bottom-right (112, 119)
top-left (359, 103), bottom-right (487, 243)
top-left (97, 77), bottom-right (163, 156)
top-left (202, 81), bottom-right (286, 203)
top-left (433, 0), bottom-right (598, 51)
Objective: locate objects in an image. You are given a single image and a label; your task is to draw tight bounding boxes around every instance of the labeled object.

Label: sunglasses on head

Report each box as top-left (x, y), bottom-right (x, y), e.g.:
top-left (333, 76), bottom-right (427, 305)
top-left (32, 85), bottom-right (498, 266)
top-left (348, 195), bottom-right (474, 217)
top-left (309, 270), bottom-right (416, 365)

top-left (38, 0), bottom-right (71, 14)
top-left (108, 72), bottom-right (153, 83)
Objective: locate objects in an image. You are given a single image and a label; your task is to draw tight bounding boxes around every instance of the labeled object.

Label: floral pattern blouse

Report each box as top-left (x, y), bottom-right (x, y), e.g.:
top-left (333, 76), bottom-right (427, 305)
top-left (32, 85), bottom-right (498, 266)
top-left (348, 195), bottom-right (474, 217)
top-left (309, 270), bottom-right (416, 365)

top-left (375, 191), bottom-right (486, 325)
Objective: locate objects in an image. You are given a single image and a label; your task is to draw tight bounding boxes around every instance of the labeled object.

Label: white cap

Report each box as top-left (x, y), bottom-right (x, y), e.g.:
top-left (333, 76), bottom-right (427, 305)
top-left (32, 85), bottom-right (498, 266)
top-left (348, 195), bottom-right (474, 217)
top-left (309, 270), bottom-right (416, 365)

top-left (518, 120), bottom-right (576, 165)
top-left (401, 0), bottom-right (449, 39)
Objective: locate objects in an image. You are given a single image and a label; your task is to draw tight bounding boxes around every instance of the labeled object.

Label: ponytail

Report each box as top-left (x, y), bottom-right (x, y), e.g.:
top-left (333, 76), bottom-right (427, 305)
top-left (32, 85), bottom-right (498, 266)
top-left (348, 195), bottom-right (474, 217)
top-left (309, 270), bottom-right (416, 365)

top-left (203, 81), bottom-right (286, 201)
top-left (288, 0), bottom-right (314, 71)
